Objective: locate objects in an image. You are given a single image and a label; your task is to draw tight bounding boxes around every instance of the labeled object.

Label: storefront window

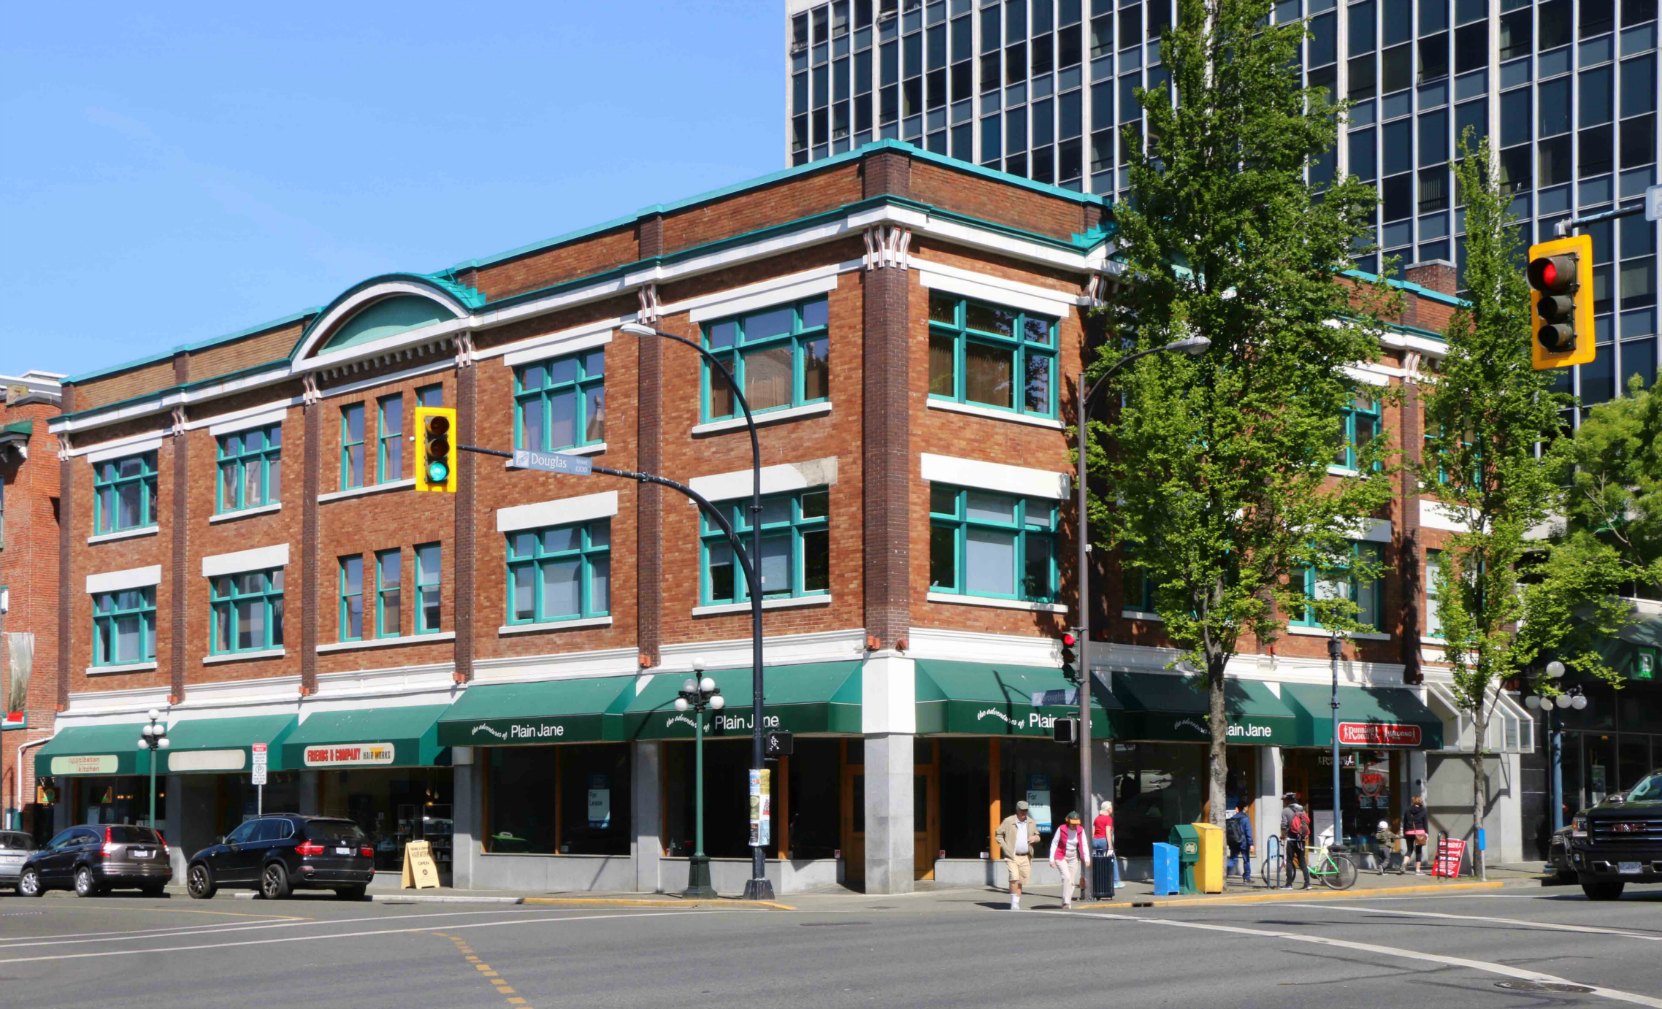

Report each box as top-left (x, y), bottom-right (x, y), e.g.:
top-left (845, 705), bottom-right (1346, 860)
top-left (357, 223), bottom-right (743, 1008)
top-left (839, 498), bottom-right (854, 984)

top-left (322, 768), bottom-right (452, 873)
top-left (1112, 742), bottom-right (1205, 854)
top-left (485, 744), bottom-right (630, 856)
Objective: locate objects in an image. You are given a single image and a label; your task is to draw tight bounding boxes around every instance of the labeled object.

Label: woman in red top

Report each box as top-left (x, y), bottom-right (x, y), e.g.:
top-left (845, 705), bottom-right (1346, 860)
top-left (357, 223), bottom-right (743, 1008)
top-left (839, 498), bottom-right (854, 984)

top-left (1092, 801), bottom-right (1114, 854)
top-left (1049, 811), bottom-right (1093, 908)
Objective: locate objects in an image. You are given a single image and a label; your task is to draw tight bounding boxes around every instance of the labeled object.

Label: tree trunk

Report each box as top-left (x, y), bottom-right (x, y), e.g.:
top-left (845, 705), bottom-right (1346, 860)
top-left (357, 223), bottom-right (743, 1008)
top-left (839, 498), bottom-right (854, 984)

top-left (1470, 707), bottom-right (1488, 881)
top-left (1208, 648), bottom-right (1229, 827)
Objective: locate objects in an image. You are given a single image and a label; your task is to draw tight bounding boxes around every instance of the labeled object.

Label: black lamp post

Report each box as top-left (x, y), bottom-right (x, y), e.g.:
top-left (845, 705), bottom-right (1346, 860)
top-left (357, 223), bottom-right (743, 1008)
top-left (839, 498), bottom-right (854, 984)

top-left (137, 708), bottom-right (169, 829)
top-left (1525, 660), bottom-right (1585, 831)
top-left (676, 660), bottom-right (724, 898)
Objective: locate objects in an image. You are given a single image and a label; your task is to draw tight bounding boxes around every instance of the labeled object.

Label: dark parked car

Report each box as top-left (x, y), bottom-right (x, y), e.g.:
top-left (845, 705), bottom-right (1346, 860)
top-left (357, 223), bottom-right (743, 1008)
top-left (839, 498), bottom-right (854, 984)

top-left (186, 814), bottom-right (375, 900)
top-left (17, 824), bottom-right (172, 897)
top-left (1545, 824), bottom-right (1576, 884)
top-left (1, 830), bottom-right (38, 890)
top-left (1570, 768), bottom-right (1662, 900)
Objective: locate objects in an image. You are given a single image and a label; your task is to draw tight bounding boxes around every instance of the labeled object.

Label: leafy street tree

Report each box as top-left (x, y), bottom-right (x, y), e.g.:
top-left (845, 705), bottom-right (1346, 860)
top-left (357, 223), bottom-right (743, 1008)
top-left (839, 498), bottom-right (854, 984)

top-left (1097, 0), bottom-right (1391, 828)
top-left (1419, 137), bottom-right (1626, 880)
top-left (1552, 375), bottom-right (1662, 598)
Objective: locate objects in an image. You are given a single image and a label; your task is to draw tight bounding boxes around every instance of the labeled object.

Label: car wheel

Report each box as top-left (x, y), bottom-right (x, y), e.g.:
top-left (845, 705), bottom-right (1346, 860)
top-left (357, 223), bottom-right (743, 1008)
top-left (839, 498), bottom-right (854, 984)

top-left (187, 863), bottom-right (217, 900)
top-left (74, 866), bottom-right (103, 898)
top-left (17, 868), bottom-right (44, 897)
top-left (260, 862), bottom-right (292, 900)
top-left (1581, 879), bottom-right (1625, 900)
top-left (334, 884), bottom-right (368, 901)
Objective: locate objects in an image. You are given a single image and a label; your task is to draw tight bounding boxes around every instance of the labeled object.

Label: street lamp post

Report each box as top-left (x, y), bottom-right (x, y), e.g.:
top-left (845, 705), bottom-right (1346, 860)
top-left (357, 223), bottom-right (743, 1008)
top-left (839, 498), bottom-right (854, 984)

top-left (675, 659), bottom-right (725, 899)
top-left (1328, 633), bottom-right (1343, 850)
top-left (1073, 335), bottom-right (1209, 897)
top-left (137, 708), bottom-right (169, 829)
top-left (1524, 660), bottom-right (1585, 831)
top-left (620, 322), bottom-right (773, 901)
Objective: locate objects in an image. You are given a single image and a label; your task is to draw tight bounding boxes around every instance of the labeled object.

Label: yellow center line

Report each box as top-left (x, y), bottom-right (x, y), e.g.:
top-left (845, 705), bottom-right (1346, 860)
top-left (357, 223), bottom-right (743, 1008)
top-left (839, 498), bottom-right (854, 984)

top-left (437, 932), bottom-right (531, 1009)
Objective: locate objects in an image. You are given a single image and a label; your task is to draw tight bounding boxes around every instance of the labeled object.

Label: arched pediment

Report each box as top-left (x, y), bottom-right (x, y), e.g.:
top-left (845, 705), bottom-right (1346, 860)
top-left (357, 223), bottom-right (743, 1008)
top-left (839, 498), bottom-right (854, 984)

top-left (291, 273), bottom-right (484, 367)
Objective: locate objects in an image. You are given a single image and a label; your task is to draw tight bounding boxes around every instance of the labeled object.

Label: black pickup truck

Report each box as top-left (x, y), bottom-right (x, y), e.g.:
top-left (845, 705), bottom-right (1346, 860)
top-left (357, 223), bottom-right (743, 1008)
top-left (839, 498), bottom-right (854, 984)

top-left (1568, 767), bottom-right (1662, 900)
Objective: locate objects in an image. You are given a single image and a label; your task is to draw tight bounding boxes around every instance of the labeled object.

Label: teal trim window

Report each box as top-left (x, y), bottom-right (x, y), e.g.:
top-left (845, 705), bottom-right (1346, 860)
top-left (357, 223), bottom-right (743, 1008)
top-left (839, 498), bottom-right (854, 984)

top-left (92, 452), bottom-right (158, 535)
top-left (1424, 425), bottom-right (1477, 485)
top-left (341, 404), bottom-right (366, 490)
top-left (701, 297), bottom-right (829, 421)
top-left (1334, 395), bottom-right (1382, 470)
top-left (339, 556), bottom-right (364, 641)
top-left (700, 489), bottom-right (830, 604)
top-left (506, 521), bottom-right (611, 623)
top-left (92, 587), bottom-right (156, 666)
top-left (377, 394), bottom-right (403, 483)
top-left (928, 485), bottom-right (1059, 602)
top-left (210, 569), bottom-right (285, 654)
top-left (927, 291), bottom-right (1056, 417)
top-left (1425, 550), bottom-right (1444, 640)
top-left (416, 384), bottom-right (443, 408)
top-left (1294, 541), bottom-right (1385, 629)
top-left (215, 425), bottom-right (281, 514)
top-left (515, 350), bottom-right (605, 452)
top-left (415, 542), bottom-right (442, 633)
top-left (376, 548), bottom-right (402, 637)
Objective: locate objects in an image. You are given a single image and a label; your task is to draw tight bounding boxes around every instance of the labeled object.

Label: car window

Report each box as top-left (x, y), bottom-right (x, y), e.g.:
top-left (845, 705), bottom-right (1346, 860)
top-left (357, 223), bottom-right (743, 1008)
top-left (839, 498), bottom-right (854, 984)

top-left (106, 825), bottom-right (160, 844)
top-left (1, 831), bottom-right (38, 850)
top-left (1626, 772), bottom-right (1662, 803)
top-left (253, 819), bottom-right (292, 843)
top-left (225, 820), bottom-right (261, 845)
top-left (72, 828), bottom-right (100, 846)
top-left (304, 820), bottom-right (367, 845)
top-left (44, 829), bottom-right (76, 850)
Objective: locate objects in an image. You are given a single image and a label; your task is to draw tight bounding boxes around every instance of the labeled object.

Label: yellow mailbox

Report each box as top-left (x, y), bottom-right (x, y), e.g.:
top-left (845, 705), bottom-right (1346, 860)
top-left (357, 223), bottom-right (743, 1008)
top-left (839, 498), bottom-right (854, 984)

top-left (1192, 821), bottom-right (1225, 894)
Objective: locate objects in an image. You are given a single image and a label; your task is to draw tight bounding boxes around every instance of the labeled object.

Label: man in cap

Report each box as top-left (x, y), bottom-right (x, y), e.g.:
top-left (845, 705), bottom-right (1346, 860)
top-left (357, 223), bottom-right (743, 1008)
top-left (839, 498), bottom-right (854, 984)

top-left (995, 799), bottom-right (1042, 910)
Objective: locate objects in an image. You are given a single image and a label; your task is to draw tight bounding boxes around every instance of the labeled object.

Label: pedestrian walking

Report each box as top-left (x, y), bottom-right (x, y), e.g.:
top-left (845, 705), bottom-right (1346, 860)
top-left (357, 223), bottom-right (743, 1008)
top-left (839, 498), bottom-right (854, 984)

top-left (1374, 819), bottom-right (1403, 874)
top-left (1225, 799), bottom-right (1253, 885)
top-left (1402, 794), bottom-right (1429, 874)
top-left (1049, 810), bottom-right (1092, 908)
top-left (995, 799), bottom-right (1042, 910)
top-left (1280, 792), bottom-right (1312, 889)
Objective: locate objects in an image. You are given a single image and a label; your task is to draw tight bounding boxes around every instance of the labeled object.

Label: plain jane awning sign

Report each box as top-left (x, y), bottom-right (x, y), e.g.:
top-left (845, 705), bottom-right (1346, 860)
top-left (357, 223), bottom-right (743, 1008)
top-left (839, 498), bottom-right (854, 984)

top-left (1339, 722), bottom-right (1423, 747)
top-left (303, 742), bottom-right (396, 767)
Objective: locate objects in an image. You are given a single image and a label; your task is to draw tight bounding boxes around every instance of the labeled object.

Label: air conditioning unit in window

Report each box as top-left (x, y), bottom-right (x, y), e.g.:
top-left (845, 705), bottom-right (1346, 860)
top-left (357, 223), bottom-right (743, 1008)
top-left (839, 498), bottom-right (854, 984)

top-left (877, 10), bottom-right (896, 21)
top-left (791, 42), bottom-right (808, 54)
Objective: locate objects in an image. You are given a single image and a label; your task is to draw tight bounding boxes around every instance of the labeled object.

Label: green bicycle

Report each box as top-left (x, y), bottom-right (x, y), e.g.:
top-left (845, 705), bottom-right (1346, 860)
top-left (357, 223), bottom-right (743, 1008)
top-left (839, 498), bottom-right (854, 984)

top-left (1307, 844), bottom-right (1359, 890)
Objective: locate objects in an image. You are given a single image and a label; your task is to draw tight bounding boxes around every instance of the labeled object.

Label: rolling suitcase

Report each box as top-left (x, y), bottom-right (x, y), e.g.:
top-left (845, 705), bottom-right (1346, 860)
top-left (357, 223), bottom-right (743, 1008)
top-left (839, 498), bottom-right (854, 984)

top-left (1091, 851), bottom-right (1116, 899)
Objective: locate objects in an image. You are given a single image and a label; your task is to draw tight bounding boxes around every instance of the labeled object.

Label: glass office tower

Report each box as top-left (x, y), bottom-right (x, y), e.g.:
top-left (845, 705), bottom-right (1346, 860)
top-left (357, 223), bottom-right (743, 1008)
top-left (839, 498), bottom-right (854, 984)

top-left (785, 0), bottom-right (1660, 407)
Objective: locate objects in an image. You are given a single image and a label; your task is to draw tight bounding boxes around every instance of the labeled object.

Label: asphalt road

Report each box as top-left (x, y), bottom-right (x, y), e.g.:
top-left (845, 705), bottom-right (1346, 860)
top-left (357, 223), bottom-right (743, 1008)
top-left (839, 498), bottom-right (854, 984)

top-left (2, 885), bottom-right (1659, 1008)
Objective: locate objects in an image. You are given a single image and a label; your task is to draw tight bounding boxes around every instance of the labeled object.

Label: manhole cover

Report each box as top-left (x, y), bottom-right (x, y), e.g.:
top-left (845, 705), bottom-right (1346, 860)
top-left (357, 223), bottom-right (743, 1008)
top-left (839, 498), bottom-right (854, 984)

top-left (1495, 981), bottom-right (1594, 994)
top-left (799, 921), bottom-right (867, 927)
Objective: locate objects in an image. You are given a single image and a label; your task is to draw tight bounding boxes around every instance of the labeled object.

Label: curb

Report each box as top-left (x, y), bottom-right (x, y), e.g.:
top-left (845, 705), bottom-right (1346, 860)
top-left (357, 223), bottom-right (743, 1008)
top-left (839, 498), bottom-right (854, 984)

top-left (227, 891), bottom-right (525, 904)
top-left (1085, 879), bottom-right (1510, 909)
top-left (520, 896), bottom-right (796, 911)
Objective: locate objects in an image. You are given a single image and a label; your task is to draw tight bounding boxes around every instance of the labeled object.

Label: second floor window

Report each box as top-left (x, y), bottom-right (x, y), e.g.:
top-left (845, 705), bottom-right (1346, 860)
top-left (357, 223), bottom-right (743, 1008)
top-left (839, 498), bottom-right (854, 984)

top-left (339, 556), bottom-right (364, 641)
top-left (93, 452), bottom-right (158, 535)
top-left (1334, 395), bottom-right (1382, 470)
top-left (506, 521), bottom-right (611, 624)
top-left (377, 548), bottom-right (402, 637)
top-left (927, 292), bottom-right (1057, 417)
top-left (378, 394), bottom-right (403, 483)
top-left (92, 587), bottom-right (155, 666)
top-left (211, 569), bottom-right (284, 655)
top-left (929, 485), bottom-right (1059, 602)
top-left (701, 489), bottom-right (830, 604)
top-left (516, 350), bottom-right (605, 452)
top-left (341, 404), bottom-right (366, 489)
top-left (216, 425), bottom-right (281, 513)
top-left (702, 297), bottom-right (829, 421)
top-left (1294, 541), bottom-right (1385, 630)
top-left (415, 542), bottom-right (442, 633)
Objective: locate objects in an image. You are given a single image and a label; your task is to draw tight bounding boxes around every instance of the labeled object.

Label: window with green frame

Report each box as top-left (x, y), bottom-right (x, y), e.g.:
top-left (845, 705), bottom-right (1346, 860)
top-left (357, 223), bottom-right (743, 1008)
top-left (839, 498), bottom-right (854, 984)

top-left (1425, 549), bottom-right (1444, 639)
top-left (415, 542), bottom-right (442, 633)
top-left (216, 425), bottom-right (281, 513)
top-left (1423, 424), bottom-right (1477, 485)
top-left (928, 484), bottom-right (1059, 601)
top-left (506, 521), bottom-right (611, 624)
top-left (515, 350), bottom-right (605, 452)
top-left (92, 452), bottom-right (158, 535)
top-left (1334, 395), bottom-right (1382, 470)
top-left (700, 489), bottom-right (830, 604)
top-left (341, 404), bottom-right (366, 490)
top-left (416, 384), bottom-right (443, 408)
top-left (376, 548), bottom-right (402, 637)
top-left (1293, 541), bottom-right (1385, 629)
top-left (210, 568), bottom-right (285, 654)
top-left (701, 297), bottom-right (829, 421)
top-left (339, 556), bottom-right (363, 641)
top-left (92, 587), bottom-right (156, 666)
top-left (926, 291), bottom-right (1056, 417)
top-left (377, 394), bottom-right (403, 483)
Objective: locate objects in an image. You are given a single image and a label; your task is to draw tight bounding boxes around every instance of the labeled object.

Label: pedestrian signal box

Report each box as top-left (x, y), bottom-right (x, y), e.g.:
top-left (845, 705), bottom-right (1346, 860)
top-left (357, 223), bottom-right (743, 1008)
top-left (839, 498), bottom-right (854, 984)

top-left (1526, 234), bottom-right (1594, 370)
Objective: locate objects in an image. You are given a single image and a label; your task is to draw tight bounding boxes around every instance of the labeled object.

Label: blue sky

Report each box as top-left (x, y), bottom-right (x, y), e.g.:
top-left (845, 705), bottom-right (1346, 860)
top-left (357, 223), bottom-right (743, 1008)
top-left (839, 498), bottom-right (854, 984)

top-left (0, 1), bottom-right (782, 380)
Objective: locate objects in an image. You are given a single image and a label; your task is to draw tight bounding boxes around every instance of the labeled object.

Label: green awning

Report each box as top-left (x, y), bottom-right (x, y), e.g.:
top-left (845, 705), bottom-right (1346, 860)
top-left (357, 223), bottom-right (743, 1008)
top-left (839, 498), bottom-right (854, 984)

top-left (35, 724), bottom-right (146, 777)
top-left (1281, 683), bottom-right (1443, 749)
top-left (437, 675), bottom-right (638, 747)
top-left (164, 714), bottom-right (298, 774)
top-left (282, 705), bottom-right (449, 768)
top-left (1109, 671), bottom-right (1305, 746)
top-left (915, 659), bottom-right (1126, 737)
top-left (622, 662), bottom-right (863, 740)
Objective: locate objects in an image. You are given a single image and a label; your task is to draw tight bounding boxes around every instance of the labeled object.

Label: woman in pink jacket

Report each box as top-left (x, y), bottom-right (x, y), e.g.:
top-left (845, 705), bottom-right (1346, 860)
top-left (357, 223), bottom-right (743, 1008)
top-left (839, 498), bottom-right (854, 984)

top-left (1049, 810), bottom-right (1093, 908)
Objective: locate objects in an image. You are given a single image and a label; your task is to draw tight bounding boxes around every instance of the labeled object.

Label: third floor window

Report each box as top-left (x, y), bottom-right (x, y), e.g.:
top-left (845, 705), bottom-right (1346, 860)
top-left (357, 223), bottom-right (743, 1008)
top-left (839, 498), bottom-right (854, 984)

top-left (702, 297), bottom-right (830, 422)
top-left (216, 425), bottom-right (281, 513)
top-left (927, 292), bottom-right (1056, 418)
top-left (515, 350), bottom-right (605, 452)
top-left (93, 452), bottom-right (158, 535)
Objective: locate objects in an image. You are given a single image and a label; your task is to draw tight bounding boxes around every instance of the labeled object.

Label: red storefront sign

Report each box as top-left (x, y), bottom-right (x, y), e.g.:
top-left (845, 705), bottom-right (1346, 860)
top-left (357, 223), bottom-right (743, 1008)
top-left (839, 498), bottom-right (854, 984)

top-left (1338, 722), bottom-right (1423, 747)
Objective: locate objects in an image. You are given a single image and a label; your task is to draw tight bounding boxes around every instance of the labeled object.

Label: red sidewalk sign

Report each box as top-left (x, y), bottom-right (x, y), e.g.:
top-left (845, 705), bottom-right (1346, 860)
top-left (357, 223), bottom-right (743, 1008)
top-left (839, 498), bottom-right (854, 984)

top-left (1432, 836), bottom-right (1467, 878)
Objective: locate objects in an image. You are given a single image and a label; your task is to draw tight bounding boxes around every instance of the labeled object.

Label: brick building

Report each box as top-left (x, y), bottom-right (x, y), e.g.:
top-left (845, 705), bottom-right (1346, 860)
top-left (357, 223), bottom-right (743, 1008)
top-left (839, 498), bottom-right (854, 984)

top-left (1, 370), bottom-right (64, 835)
top-left (36, 142), bottom-right (1527, 894)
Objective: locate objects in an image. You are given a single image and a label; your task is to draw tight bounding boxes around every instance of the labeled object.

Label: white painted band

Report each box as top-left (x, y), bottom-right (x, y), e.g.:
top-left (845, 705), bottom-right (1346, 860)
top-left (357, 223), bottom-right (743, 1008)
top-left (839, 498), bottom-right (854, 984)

top-left (206, 406), bottom-right (289, 437)
top-left (681, 268), bottom-right (842, 323)
top-left (914, 258), bottom-right (1080, 317)
top-left (496, 490), bottom-right (619, 534)
top-left (500, 327), bottom-right (613, 368)
top-left (86, 565), bottom-right (162, 595)
top-left (920, 452), bottom-right (1070, 500)
top-left (688, 458), bottom-right (839, 502)
top-left (86, 437), bottom-right (163, 464)
top-left (202, 543), bottom-right (290, 577)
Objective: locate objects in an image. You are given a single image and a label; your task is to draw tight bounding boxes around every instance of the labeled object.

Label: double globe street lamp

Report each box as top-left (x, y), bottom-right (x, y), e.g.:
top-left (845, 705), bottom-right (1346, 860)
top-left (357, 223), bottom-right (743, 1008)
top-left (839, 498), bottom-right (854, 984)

top-left (138, 708), bottom-right (170, 829)
top-left (1524, 660), bottom-right (1587, 831)
top-left (675, 660), bottom-right (725, 899)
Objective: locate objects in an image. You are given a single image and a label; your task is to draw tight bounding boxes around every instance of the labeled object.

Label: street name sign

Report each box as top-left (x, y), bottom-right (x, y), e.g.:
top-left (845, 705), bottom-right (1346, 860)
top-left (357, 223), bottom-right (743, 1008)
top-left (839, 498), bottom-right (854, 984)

top-left (511, 448), bottom-right (593, 476)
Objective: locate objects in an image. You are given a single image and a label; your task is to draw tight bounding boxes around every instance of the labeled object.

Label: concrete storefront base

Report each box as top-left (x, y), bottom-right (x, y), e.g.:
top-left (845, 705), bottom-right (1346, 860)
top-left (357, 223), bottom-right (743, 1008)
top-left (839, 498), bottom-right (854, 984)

top-left (469, 852), bottom-right (637, 892)
top-left (658, 856), bottom-right (843, 894)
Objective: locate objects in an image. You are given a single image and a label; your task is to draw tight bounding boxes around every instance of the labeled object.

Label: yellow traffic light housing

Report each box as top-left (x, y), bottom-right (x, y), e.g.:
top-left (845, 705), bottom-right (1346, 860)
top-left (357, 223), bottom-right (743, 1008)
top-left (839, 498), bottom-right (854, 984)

top-left (1527, 233), bottom-right (1594, 370)
top-left (414, 406), bottom-right (457, 492)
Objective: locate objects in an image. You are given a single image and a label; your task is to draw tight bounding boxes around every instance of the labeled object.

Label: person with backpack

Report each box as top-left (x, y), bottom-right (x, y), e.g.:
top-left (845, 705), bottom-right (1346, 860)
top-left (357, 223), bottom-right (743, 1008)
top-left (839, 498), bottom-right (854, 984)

top-left (1225, 799), bottom-right (1254, 885)
top-left (1280, 791), bottom-right (1312, 889)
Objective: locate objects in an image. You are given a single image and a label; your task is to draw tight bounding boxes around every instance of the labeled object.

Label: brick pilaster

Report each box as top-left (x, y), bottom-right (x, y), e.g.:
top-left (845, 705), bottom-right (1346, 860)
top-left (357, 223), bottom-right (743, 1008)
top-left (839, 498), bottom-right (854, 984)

top-left (300, 396), bottom-right (321, 694)
top-left (635, 213), bottom-right (665, 670)
top-left (55, 385), bottom-right (73, 713)
top-left (454, 361), bottom-right (477, 682)
top-left (1399, 378), bottom-right (1424, 684)
top-left (169, 354), bottom-right (189, 703)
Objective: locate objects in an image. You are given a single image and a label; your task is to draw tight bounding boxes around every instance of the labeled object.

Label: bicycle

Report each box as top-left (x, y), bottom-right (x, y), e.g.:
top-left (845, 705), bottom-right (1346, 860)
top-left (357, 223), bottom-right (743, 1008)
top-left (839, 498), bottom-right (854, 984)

top-left (1307, 844), bottom-right (1359, 890)
top-left (1259, 834), bottom-right (1284, 889)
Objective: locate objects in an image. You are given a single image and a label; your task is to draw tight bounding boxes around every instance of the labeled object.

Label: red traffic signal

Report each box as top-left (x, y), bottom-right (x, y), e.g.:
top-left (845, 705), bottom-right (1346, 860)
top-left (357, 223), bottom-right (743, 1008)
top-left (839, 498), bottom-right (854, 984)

top-left (1060, 630), bottom-right (1081, 681)
top-left (1526, 234), bottom-right (1594, 369)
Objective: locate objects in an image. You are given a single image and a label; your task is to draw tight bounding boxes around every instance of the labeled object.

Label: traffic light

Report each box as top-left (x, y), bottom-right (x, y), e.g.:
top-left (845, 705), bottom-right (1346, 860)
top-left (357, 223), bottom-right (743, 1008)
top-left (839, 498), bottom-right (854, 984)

top-left (1060, 630), bottom-right (1080, 683)
top-left (1053, 717), bottom-right (1078, 744)
top-left (1527, 233), bottom-right (1594, 370)
top-left (414, 406), bottom-right (457, 492)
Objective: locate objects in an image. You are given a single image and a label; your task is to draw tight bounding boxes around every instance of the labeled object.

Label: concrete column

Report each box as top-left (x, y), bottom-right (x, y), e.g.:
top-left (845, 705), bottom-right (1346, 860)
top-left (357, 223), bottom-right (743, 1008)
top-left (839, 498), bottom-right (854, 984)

top-left (1257, 745), bottom-right (1284, 853)
top-left (296, 770), bottom-right (320, 816)
top-left (450, 749), bottom-right (480, 889)
top-left (632, 741), bottom-right (661, 892)
top-left (862, 733), bottom-right (914, 894)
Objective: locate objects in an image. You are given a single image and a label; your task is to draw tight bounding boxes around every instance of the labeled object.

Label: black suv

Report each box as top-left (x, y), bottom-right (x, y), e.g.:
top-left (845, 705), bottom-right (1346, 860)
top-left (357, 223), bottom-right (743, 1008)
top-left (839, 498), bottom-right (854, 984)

top-left (186, 814), bottom-right (375, 900)
top-left (17, 824), bottom-right (172, 897)
top-left (1569, 768), bottom-right (1662, 900)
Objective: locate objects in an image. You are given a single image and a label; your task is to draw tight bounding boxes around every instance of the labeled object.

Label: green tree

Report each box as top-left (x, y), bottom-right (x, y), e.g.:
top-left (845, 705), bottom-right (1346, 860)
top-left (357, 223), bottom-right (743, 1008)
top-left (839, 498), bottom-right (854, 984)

top-left (1098, 0), bottom-right (1391, 828)
top-left (1552, 375), bottom-right (1662, 597)
top-left (1420, 137), bottom-right (1626, 879)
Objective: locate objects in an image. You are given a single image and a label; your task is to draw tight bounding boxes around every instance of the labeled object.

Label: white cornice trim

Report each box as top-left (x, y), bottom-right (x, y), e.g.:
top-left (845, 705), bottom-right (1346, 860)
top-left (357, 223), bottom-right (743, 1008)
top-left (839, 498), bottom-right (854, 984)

top-left (202, 405), bottom-right (289, 437)
top-left (688, 457), bottom-right (838, 502)
top-left (86, 436), bottom-right (163, 464)
top-left (914, 257), bottom-right (1083, 316)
